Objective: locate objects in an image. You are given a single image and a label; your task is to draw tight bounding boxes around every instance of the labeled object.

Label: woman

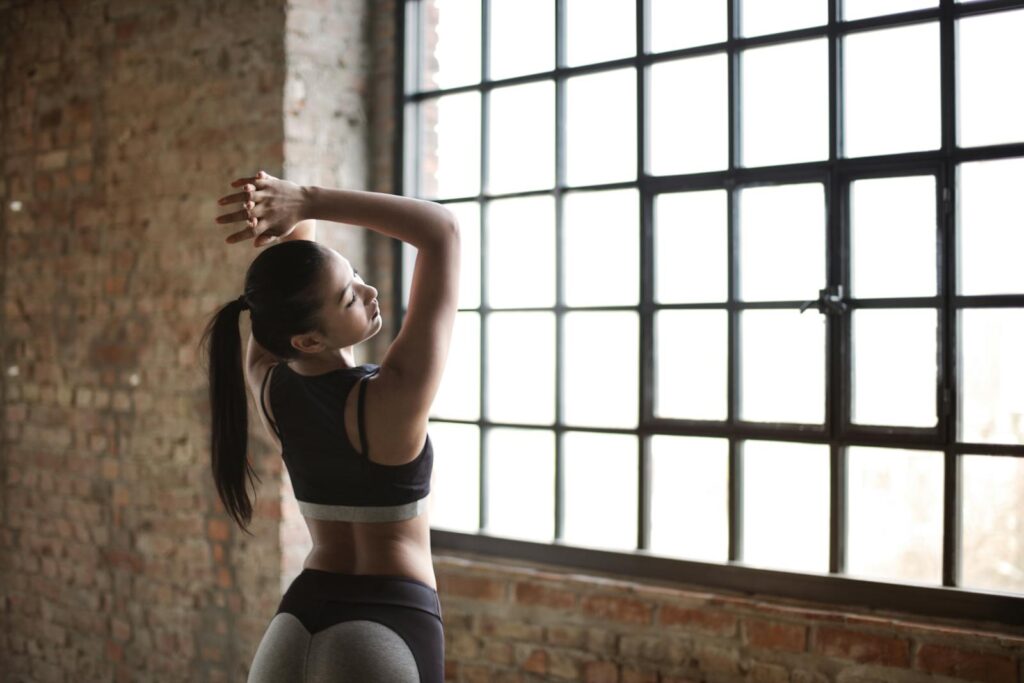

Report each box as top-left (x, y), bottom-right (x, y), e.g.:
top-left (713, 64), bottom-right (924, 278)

top-left (199, 170), bottom-right (460, 682)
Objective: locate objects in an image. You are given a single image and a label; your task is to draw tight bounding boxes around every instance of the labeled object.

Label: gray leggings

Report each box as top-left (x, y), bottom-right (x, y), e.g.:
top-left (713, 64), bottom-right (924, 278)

top-left (247, 569), bottom-right (445, 682)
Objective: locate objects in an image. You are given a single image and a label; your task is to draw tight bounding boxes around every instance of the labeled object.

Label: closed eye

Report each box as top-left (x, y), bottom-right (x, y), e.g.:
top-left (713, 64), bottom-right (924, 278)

top-left (346, 270), bottom-right (361, 307)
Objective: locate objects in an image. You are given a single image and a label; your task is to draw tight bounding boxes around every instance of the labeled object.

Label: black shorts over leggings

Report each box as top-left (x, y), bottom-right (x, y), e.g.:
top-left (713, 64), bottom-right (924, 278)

top-left (247, 569), bottom-right (445, 682)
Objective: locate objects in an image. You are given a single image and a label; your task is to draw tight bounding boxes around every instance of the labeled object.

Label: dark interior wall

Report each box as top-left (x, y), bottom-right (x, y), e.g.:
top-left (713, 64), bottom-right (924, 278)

top-left (0, 1), bottom-right (291, 680)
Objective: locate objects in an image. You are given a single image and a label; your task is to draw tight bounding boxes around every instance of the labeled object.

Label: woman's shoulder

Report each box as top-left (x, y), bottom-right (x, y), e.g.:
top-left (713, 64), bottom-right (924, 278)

top-left (361, 364), bottom-right (430, 427)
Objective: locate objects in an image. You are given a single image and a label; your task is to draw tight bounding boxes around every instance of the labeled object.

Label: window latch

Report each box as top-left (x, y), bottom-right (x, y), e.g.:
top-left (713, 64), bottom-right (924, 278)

top-left (799, 285), bottom-right (848, 315)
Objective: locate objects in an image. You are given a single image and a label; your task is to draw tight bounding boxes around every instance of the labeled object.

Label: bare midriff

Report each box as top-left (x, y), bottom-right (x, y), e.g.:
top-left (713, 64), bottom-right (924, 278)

top-left (251, 361), bottom-right (438, 591)
top-left (301, 504), bottom-right (436, 590)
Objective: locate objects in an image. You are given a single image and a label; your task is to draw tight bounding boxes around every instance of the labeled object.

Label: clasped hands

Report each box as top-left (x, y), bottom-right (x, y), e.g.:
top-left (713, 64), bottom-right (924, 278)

top-left (215, 170), bottom-right (308, 248)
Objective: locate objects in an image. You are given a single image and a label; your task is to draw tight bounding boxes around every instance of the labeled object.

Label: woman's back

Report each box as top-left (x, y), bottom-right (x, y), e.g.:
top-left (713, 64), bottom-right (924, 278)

top-left (252, 360), bottom-right (438, 589)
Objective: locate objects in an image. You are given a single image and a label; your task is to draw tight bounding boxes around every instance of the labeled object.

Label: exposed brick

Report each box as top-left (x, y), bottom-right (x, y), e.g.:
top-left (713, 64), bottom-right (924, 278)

top-left (521, 647), bottom-right (547, 674)
top-left (549, 649), bottom-right (582, 679)
top-left (814, 626), bottom-right (911, 667)
top-left (448, 629), bottom-right (480, 659)
top-left (580, 594), bottom-right (654, 626)
top-left (791, 669), bottom-right (830, 683)
top-left (915, 643), bottom-right (1016, 683)
top-left (479, 615), bottom-right (544, 641)
top-left (440, 573), bottom-right (506, 601)
top-left (743, 617), bottom-right (808, 653)
top-left (618, 633), bottom-right (669, 661)
top-left (514, 581), bottom-right (577, 609)
top-left (546, 624), bottom-right (586, 648)
top-left (586, 627), bottom-right (620, 655)
top-left (458, 664), bottom-right (492, 683)
top-left (206, 518), bottom-right (230, 542)
top-left (583, 658), bottom-right (620, 683)
top-left (621, 667), bottom-right (659, 683)
top-left (693, 641), bottom-right (741, 675)
top-left (659, 604), bottom-right (738, 637)
top-left (483, 639), bottom-right (514, 666)
top-left (749, 660), bottom-right (790, 683)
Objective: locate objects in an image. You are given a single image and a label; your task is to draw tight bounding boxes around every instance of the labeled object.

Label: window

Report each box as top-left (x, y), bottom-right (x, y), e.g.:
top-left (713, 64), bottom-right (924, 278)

top-left (398, 0), bottom-right (1024, 626)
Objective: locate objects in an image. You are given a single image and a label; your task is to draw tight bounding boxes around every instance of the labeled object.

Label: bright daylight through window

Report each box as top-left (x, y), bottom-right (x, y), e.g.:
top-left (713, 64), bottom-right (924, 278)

top-left (397, 0), bottom-right (1024, 624)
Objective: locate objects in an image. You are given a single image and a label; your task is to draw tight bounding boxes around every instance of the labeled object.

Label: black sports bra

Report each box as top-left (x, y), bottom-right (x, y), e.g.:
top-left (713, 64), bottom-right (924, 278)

top-left (259, 362), bottom-right (432, 523)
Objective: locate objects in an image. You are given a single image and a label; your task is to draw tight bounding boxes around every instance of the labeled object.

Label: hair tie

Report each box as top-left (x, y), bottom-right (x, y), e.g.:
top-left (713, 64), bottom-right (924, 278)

top-left (236, 294), bottom-right (250, 311)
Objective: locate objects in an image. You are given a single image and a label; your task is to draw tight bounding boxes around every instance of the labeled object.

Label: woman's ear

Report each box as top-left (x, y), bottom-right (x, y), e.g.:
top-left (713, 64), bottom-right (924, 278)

top-left (290, 332), bottom-right (324, 355)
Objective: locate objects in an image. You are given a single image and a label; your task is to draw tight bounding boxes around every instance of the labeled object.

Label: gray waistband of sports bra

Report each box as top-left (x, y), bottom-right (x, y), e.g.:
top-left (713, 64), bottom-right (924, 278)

top-left (297, 495), bottom-right (429, 522)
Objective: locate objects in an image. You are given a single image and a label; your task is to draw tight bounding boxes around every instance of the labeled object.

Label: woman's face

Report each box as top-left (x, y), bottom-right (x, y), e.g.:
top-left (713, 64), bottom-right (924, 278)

top-left (310, 250), bottom-right (381, 350)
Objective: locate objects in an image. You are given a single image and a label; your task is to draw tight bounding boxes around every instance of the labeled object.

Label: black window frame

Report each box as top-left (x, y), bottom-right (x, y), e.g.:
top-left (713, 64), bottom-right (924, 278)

top-left (394, 0), bottom-right (1024, 627)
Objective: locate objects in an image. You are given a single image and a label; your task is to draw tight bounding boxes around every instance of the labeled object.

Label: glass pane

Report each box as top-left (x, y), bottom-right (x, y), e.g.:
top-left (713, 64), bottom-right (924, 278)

top-left (649, 436), bottom-right (729, 562)
top-left (419, 92), bottom-right (481, 200)
top-left (655, 310), bottom-right (728, 421)
top-left (566, 68), bottom-right (637, 186)
top-left (403, 240), bottom-right (416, 309)
top-left (429, 312), bottom-right (480, 420)
top-left (648, 53), bottom-right (729, 175)
top-left (486, 196), bottom-right (556, 308)
top-left (741, 0), bottom-right (826, 37)
top-left (958, 157), bottom-right (1024, 296)
top-left (958, 9), bottom-right (1024, 148)
top-left (960, 309), bottom-right (1024, 445)
top-left (743, 440), bottom-right (830, 573)
top-left (843, 23), bottom-right (940, 158)
top-left (843, 0), bottom-right (936, 21)
top-left (741, 39), bottom-right (829, 167)
top-left (403, 202), bottom-right (480, 310)
top-left (488, 81), bottom-right (555, 195)
top-left (450, 202), bottom-right (481, 310)
top-left (486, 428), bottom-right (555, 541)
top-left (962, 454), bottom-right (1024, 594)
top-left (740, 310), bottom-right (826, 424)
top-left (486, 312), bottom-right (556, 425)
top-left (490, 0), bottom-right (554, 81)
top-left (564, 311), bottom-right (639, 429)
top-left (651, 0), bottom-right (727, 52)
top-left (426, 422), bottom-right (480, 532)
top-left (563, 431), bottom-right (638, 551)
top-left (564, 189), bottom-right (639, 307)
top-left (852, 310), bottom-right (938, 428)
top-left (419, 0), bottom-right (481, 91)
top-left (565, 0), bottom-right (636, 67)
top-left (847, 447), bottom-right (944, 584)
top-left (739, 183), bottom-right (826, 302)
top-left (851, 175), bottom-right (937, 299)
top-left (655, 189), bottom-right (728, 304)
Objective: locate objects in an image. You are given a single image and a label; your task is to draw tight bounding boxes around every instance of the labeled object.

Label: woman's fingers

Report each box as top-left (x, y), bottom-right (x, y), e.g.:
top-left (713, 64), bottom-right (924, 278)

top-left (218, 188), bottom-right (260, 205)
top-left (254, 230), bottom-right (278, 248)
top-left (230, 171), bottom-right (272, 189)
top-left (219, 172), bottom-right (275, 244)
top-left (224, 226), bottom-right (254, 244)
top-left (215, 209), bottom-right (250, 224)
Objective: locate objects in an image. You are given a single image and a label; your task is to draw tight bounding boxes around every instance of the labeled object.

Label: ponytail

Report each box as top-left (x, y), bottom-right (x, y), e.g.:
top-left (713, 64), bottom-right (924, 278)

top-left (199, 239), bottom-right (335, 535)
top-left (199, 297), bottom-right (260, 536)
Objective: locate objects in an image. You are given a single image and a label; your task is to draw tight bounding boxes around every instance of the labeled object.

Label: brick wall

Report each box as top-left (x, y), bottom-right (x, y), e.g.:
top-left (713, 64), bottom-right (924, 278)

top-left (433, 553), bottom-right (1024, 683)
top-left (0, 1), bottom-right (290, 680)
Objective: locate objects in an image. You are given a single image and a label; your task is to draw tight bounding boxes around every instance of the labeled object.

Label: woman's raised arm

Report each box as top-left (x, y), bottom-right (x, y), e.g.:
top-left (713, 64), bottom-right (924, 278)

top-left (304, 182), bottom-right (463, 419)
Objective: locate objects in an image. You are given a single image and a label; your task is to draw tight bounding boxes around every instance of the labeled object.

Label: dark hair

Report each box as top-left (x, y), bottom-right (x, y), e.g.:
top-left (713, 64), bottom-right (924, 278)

top-left (198, 240), bottom-right (335, 534)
